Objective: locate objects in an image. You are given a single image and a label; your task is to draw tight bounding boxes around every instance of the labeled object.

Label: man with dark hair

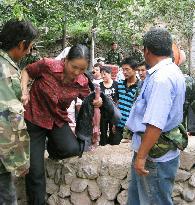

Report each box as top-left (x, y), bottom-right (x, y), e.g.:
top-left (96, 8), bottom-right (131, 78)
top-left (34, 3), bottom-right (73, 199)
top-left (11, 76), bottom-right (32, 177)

top-left (126, 28), bottom-right (186, 205)
top-left (137, 61), bottom-right (148, 81)
top-left (0, 19), bottom-right (38, 205)
top-left (112, 57), bottom-right (139, 145)
top-left (105, 42), bottom-right (122, 66)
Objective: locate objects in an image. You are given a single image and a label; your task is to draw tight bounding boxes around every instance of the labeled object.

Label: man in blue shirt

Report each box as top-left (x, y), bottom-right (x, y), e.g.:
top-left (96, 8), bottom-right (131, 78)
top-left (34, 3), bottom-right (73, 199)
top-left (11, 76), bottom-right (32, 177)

top-left (126, 28), bottom-right (186, 205)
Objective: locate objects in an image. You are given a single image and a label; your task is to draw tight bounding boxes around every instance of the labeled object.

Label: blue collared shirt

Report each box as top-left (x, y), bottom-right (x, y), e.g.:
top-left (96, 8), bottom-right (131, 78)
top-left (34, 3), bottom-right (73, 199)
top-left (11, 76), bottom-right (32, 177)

top-left (126, 58), bottom-right (186, 162)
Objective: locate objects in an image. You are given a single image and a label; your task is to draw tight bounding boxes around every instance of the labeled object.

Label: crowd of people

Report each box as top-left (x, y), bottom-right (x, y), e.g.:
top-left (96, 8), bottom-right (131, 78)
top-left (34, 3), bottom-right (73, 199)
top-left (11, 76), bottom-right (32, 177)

top-left (0, 18), bottom-right (194, 205)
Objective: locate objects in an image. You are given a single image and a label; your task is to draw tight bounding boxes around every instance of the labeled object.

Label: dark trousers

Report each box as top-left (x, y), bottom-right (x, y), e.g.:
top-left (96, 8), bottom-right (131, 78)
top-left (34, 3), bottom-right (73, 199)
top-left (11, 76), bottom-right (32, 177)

top-left (112, 126), bottom-right (124, 145)
top-left (25, 121), bottom-right (81, 205)
top-left (100, 117), bottom-right (114, 146)
top-left (0, 172), bottom-right (17, 205)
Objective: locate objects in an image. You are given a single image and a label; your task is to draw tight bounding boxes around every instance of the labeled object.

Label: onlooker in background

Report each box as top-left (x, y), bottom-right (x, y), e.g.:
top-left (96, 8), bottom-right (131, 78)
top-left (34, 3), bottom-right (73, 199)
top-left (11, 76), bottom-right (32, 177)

top-left (113, 57), bottom-right (139, 145)
top-left (96, 57), bottom-right (105, 65)
top-left (105, 42), bottom-right (122, 66)
top-left (99, 66), bottom-right (118, 145)
top-left (129, 46), bottom-right (144, 64)
top-left (137, 61), bottom-right (147, 81)
top-left (92, 63), bottom-right (103, 85)
top-left (184, 74), bottom-right (195, 133)
top-left (94, 57), bottom-right (105, 66)
top-left (0, 19), bottom-right (38, 205)
top-left (177, 49), bottom-right (195, 135)
top-left (126, 27), bottom-right (186, 205)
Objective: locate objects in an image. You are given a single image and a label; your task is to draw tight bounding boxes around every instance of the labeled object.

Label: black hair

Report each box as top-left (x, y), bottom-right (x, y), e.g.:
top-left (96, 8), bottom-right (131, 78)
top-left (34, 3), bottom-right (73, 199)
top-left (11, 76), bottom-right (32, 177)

top-left (143, 27), bottom-right (172, 57)
top-left (67, 44), bottom-right (90, 61)
top-left (100, 66), bottom-right (112, 74)
top-left (111, 42), bottom-right (117, 46)
top-left (0, 19), bottom-right (38, 51)
top-left (94, 63), bottom-right (101, 67)
top-left (137, 60), bottom-right (150, 70)
top-left (121, 57), bottom-right (139, 70)
top-left (137, 60), bottom-right (146, 67)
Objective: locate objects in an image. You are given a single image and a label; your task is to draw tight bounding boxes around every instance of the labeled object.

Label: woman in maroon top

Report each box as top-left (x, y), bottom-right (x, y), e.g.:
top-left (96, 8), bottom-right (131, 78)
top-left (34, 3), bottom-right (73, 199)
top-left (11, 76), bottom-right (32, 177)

top-left (21, 44), bottom-right (102, 205)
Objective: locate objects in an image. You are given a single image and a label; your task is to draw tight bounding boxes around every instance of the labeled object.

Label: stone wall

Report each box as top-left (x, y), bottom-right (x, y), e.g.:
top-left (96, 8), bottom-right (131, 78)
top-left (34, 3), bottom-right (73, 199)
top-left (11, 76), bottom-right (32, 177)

top-left (16, 138), bottom-right (195, 205)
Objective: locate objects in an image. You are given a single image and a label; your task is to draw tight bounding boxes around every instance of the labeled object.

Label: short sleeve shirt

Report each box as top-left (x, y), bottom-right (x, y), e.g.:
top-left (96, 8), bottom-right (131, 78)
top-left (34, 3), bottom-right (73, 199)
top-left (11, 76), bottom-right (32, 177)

top-left (100, 80), bottom-right (118, 103)
top-left (126, 58), bottom-right (186, 162)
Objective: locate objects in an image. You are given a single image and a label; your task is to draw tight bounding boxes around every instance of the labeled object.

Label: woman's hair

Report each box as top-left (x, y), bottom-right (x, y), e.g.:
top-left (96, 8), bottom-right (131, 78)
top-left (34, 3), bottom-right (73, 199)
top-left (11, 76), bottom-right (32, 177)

top-left (100, 66), bottom-right (112, 74)
top-left (67, 44), bottom-right (90, 61)
top-left (0, 19), bottom-right (38, 51)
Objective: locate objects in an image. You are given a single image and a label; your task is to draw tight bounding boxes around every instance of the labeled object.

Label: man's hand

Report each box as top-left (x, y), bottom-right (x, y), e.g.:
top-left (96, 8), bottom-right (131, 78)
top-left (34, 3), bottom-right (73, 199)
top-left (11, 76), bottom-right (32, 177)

top-left (19, 168), bottom-right (29, 177)
top-left (92, 97), bottom-right (103, 108)
top-left (135, 124), bottom-right (161, 176)
top-left (134, 157), bottom-right (149, 176)
top-left (21, 92), bottom-right (30, 106)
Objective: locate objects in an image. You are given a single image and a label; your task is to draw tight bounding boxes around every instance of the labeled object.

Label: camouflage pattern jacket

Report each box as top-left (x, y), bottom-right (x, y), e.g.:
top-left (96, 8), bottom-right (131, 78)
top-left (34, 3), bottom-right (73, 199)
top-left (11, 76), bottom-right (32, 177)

top-left (183, 75), bottom-right (195, 128)
top-left (0, 50), bottom-right (30, 176)
top-left (105, 50), bottom-right (121, 66)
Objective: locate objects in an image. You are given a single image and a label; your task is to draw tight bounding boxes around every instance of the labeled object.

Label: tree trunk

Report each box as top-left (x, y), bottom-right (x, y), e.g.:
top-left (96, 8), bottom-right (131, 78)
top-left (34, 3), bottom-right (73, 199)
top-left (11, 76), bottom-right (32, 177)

top-left (89, 27), bottom-right (96, 71)
top-left (90, 34), bottom-right (95, 70)
top-left (62, 17), bottom-right (67, 50)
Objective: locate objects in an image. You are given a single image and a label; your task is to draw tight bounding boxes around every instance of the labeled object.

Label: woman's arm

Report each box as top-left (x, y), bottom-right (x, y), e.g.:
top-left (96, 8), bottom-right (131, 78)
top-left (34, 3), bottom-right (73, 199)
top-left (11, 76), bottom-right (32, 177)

top-left (21, 69), bottom-right (31, 105)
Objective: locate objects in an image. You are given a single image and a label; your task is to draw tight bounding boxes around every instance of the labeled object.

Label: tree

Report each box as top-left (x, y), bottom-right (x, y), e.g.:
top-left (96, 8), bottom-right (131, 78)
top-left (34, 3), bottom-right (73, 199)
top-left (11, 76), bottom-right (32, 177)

top-left (0, 0), bottom-right (194, 62)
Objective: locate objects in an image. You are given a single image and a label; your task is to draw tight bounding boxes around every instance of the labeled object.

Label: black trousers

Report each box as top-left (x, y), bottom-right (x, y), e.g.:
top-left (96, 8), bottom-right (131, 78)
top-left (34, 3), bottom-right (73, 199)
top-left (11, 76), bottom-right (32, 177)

top-left (25, 121), bottom-right (81, 205)
top-left (0, 172), bottom-right (17, 205)
top-left (112, 126), bottom-right (124, 145)
top-left (100, 117), bottom-right (114, 146)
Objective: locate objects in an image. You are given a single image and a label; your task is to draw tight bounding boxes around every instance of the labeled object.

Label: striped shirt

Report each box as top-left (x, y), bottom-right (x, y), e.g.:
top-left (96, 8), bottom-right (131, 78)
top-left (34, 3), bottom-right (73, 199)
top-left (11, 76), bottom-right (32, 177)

top-left (117, 79), bottom-right (139, 128)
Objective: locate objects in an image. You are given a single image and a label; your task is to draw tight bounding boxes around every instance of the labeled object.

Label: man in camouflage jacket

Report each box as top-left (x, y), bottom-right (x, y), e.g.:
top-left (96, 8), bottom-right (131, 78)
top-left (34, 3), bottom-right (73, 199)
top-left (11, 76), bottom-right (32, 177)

top-left (0, 49), bottom-right (30, 176)
top-left (105, 42), bottom-right (122, 66)
top-left (0, 19), bottom-right (37, 204)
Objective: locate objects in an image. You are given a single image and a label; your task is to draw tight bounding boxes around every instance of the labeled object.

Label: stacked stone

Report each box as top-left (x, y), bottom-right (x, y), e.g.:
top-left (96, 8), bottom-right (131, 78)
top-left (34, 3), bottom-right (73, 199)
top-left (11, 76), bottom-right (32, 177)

top-left (16, 137), bottom-right (195, 205)
top-left (173, 140), bottom-right (195, 205)
top-left (45, 143), bottom-right (133, 205)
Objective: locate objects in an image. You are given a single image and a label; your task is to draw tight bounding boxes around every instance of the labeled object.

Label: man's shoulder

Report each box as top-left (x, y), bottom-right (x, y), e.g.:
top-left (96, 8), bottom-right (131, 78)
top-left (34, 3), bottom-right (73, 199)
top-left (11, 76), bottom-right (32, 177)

top-left (0, 56), bottom-right (16, 79)
top-left (155, 64), bottom-right (184, 82)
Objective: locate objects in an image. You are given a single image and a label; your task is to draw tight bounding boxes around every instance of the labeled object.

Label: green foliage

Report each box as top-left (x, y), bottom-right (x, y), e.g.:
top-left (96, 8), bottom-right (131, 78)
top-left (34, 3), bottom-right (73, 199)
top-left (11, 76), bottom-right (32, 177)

top-left (0, 0), bottom-right (194, 53)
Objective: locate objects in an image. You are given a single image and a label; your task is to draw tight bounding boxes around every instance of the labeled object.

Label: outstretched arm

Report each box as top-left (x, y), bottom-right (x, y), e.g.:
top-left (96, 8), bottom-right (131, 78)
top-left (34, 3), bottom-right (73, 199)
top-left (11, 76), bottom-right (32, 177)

top-left (21, 69), bottom-right (31, 105)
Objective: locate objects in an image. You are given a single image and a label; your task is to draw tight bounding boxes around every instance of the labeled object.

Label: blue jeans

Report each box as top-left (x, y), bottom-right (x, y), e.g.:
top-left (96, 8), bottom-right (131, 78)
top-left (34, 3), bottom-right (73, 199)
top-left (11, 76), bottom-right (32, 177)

top-left (127, 154), bottom-right (179, 205)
